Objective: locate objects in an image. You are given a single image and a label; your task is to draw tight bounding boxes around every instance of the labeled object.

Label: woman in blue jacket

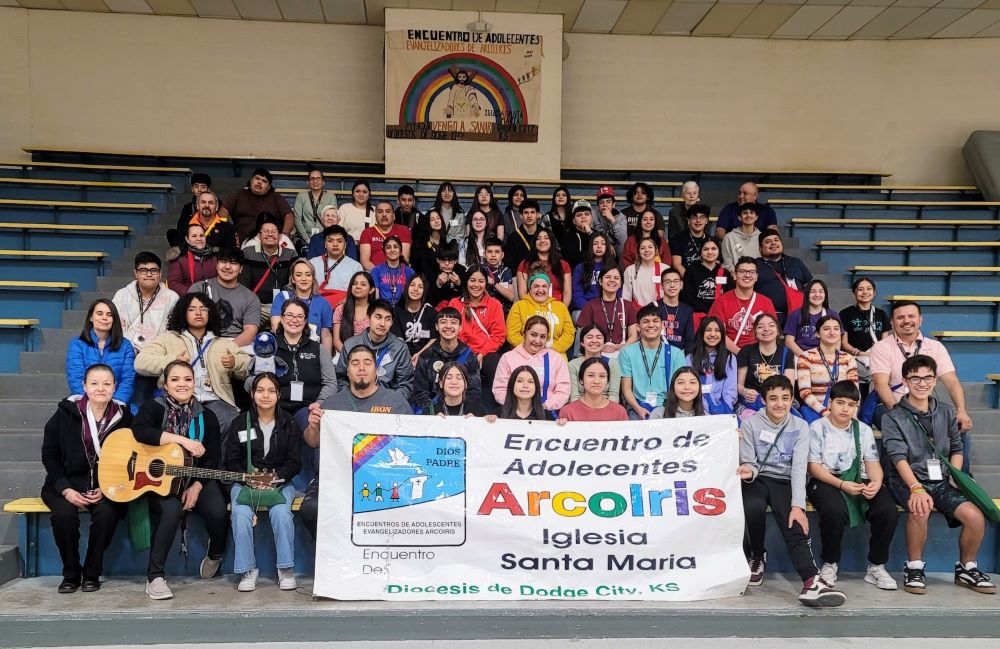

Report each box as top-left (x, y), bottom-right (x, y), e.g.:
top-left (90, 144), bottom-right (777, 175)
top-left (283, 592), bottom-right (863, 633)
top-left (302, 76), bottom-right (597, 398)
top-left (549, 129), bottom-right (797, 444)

top-left (66, 298), bottom-right (136, 407)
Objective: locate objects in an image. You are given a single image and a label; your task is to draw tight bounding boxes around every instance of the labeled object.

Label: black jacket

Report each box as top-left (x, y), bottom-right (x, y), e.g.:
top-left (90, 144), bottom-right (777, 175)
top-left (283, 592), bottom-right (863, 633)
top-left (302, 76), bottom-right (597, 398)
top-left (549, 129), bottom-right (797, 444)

top-left (132, 397), bottom-right (223, 478)
top-left (42, 398), bottom-right (132, 495)
top-left (223, 408), bottom-right (302, 482)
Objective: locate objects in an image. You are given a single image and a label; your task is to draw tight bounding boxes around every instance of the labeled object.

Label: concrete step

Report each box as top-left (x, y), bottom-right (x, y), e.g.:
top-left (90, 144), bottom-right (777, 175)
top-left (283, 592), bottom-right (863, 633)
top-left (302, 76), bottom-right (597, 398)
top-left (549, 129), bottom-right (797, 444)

top-left (961, 382), bottom-right (994, 409)
top-left (0, 374), bottom-right (67, 400)
top-left (972, 465), bottom-right (1000, 493)
top-left (0, 502), bottom-right (17, 546)
top-left (39, 328), bottom-right (79, 349)
top-left (0, 400), bottom-right (60, 429)
top-left (19, 351), bottom-right (65, 374)
top-left (966, 409), bottom-right (1000, 429)
top-left (970, 435), bottom-right (1000, 467)
top-left (0, 431), bottom-right (42, 461)
top-left (0, 461), bottom-right (43, 499)
top-left (0, 545), bottom-right (19, 586)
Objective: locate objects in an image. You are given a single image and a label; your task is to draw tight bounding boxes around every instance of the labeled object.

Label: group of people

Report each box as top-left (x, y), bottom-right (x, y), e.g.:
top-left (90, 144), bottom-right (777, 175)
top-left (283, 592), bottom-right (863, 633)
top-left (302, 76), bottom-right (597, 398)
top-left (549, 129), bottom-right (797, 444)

top-left (44, 170), bottom-right (992, 605)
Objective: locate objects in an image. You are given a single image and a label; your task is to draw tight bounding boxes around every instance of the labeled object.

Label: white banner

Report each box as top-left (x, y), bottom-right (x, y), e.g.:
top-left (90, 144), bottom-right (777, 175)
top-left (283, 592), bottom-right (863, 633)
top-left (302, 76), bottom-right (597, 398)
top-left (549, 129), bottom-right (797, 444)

top-left (314, 413), bottom-right (749, 601)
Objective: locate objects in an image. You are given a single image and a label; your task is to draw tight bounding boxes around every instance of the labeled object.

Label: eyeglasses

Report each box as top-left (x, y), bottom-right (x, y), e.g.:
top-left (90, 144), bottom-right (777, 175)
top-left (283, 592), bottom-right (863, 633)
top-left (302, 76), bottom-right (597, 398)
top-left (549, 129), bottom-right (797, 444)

top-left (283, 314), bottom-right (306, 322)
top-left (736, 270), bottom-right (758, 276)
top-left (136, 268), bottom-right (161, 276)
top-left (187, 306), bottom-right (209, 313)
top-left (662, 280), bottom-right (682, 286)
top-left (905, 375), bottom-right (936, 385)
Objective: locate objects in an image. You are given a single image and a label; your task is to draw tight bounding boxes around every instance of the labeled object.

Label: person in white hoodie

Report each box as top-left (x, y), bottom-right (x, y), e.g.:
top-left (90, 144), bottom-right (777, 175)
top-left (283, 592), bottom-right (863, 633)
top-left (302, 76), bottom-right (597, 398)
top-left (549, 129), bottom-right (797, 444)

top-left (738, 374), bottom-right (846, 607)
top-left (112, 251), bottom-right (179, 409)
top-left (721, 203), bottom-right (762, 273)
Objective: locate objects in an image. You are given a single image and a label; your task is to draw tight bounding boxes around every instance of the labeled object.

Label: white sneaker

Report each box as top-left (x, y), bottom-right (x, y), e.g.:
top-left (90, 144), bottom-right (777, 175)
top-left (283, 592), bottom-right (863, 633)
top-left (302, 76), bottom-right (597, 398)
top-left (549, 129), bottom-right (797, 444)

top-left (865, 563), bottom-right (899, 590)
top-left (278, 567), bottom-right (297, 591)
top-left (819, 562), bottom-right (839, 586)
top-left (145, 577), bottom-right (173, 600)
top-left (237, 569), bottom-right (259, 592)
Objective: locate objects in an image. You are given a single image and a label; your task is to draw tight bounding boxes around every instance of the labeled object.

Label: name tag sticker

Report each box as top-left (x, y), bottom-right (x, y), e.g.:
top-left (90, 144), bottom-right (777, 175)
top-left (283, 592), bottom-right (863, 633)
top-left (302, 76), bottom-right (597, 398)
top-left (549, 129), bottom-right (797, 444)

top-left (927, 458), bottom-right (943, 481)
top-left (645, 392), bottom-right (657, 406)
top-left (759, 429), bottom-right (777, 444)
top-left (237, 429), bottom-right (257, 443)
top-left (716, 276), bottom-right (727, 285)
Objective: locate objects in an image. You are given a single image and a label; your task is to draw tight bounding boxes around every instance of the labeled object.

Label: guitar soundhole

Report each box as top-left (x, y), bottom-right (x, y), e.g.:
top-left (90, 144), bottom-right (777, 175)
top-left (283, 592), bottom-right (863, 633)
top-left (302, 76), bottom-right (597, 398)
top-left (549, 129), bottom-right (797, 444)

top-left (148, 459), bottom-right (165, 478)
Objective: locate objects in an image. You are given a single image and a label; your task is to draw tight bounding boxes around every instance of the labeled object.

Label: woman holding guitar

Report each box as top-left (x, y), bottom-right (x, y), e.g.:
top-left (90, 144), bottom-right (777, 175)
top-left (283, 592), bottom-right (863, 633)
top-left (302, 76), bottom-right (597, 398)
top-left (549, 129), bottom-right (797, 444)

top-left (41, 364), bottom-right (132, 594)
top-left (224, 372), bottom-right (301, 592)
top-left (132, 360), bottom-right (228, 600)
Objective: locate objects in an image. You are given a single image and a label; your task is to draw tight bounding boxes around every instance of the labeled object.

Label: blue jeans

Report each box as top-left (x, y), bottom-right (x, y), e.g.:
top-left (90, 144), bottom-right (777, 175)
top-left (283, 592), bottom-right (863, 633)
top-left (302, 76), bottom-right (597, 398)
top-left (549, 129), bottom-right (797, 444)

top-left (230, 482), bottom-right (297, 574)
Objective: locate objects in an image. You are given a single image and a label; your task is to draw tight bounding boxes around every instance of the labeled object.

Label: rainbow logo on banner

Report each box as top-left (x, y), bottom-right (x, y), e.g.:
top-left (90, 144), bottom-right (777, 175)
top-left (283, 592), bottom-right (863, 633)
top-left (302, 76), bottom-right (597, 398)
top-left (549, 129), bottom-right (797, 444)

top-left (352, 433), bottom-right (394, 473)
top-left (398, 53), bottom-right (528, 125)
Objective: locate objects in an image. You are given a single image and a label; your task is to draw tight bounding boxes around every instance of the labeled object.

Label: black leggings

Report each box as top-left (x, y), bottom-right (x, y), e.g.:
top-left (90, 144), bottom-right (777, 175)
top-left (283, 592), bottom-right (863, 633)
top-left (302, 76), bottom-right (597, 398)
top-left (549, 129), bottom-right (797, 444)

top-left (41, 485), bottom-right (126, 582)
top-left (742, 475), bottom-right (818, 582)
top-left (145, 480), bottom-right (229, 580)
top-left (807, 479), bottom-right (898, 566)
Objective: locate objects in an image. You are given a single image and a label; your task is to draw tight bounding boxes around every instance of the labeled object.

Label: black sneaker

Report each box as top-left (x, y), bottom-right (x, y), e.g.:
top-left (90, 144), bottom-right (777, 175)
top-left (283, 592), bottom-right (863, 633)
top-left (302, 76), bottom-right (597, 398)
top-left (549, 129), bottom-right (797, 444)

top-left (955, 563), bottom-right (996, 594)
top-left (903, 565), bottom-right (926, 595)
top-left (57, 578), bottom-right (80, 594)
top-left (748, 555), bottom-right (766, 586)
top-left (798, 575), bottom-right (847, 607)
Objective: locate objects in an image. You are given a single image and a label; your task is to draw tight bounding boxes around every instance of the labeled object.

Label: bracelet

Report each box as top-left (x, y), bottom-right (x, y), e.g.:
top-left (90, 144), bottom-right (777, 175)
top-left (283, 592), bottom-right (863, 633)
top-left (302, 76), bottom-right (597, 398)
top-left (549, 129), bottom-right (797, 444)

top-left (909, 482), bottom-right (923, 492)
top-left (838, 479), bottom-right (844, 490)
top-left (911, 487), bottom-right (927, 495)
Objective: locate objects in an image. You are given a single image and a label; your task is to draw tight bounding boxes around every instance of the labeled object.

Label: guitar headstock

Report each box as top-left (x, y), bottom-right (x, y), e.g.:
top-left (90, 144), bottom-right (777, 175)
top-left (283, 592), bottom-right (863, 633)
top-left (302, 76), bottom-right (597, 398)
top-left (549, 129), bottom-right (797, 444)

top-left (246, 471), bottom-right (279, 489)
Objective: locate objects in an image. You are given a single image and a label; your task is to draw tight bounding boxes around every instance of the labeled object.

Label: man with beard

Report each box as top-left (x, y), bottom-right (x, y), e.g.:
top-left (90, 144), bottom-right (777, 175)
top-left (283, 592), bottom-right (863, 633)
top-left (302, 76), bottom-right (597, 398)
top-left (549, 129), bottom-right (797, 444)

top-left (194, 247), bottom-right (260, 349)
top-left (754, 231), bottom-right (813, 327)
top-left (167, 173), bottom-right (212, 247)
top-left (299, 345), bottom-right (411, 539)
top-left (219, 168), bottom-right (295, 244)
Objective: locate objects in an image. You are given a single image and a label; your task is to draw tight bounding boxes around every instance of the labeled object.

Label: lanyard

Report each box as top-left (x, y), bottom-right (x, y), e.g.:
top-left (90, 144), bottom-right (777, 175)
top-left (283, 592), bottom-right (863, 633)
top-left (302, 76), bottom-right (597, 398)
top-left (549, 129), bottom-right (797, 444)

top-left (375, 345), bottom-right (390, 371)
top-left (897, 336), bottom-right (922, 359)
top-left (137, 283), bottom-right (161, 325)
top-left (187, 413), bottom-right (204, 442)
top-left (385, 263), bottom-right (404, 297)
top-left (286, 338), bottom-right (300, 381)
top-left (323, 254), bottom-right (345, 287)
top-left (192, 336), bottom-right (213, 368)
top-left (639, 341), bottom-right (664, 382)
top-left (541, 353), bottom-right (550, 402)
top-left (601, 298), bottom-right (623, 343)
top-left (817, 347), bottom-right (840, 385)
top-left (187, 251), bottom-right (196, 284)
top-left (309, 191), bottom-right (325, 220)
top-left (252, 253), bottom-right (280, 295)
top-left (866, 307), bottom-right (878, 345)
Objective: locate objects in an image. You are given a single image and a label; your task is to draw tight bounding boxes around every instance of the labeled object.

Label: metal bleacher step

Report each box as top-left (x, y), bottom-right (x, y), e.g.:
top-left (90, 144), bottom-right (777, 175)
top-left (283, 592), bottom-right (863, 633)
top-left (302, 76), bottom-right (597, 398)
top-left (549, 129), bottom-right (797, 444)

top-left (19, 351), bottom-right (66, 374)
top-left (39, 327), bottom-right (82, 349)
top-left (0, 373), bottom-right (66, 399)
top-left (0, 430), bottom-right (42, 461)
top-left (0, 545), bottom-right (20, 586)
top-left (0, 400), bottom-right (60, 430)
top-left (0, 461), bottom-right (42, 499)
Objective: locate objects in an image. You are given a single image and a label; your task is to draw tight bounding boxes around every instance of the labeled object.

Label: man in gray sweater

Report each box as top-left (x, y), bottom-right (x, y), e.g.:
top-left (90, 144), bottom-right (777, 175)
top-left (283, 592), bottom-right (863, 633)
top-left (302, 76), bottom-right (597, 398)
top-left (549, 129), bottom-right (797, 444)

top-left (881, 354), bottom-right (995, 596)
top-left (739, 375), bottom-right (846, 607)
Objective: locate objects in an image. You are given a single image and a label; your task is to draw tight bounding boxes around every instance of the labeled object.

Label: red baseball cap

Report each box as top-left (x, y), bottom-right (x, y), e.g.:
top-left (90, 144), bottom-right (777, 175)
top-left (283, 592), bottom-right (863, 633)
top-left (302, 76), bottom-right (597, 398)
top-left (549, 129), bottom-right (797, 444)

top-left (597, 185), bottom-right (615, 200)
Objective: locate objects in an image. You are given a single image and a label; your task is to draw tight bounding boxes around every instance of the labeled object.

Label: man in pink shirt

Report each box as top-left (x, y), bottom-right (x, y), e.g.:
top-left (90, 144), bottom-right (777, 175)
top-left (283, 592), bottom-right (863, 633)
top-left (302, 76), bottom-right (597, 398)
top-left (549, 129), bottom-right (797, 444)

top-left (869, 300), bottom-right (971, 431)
top-left (359, 200), bottom-right (412, 270)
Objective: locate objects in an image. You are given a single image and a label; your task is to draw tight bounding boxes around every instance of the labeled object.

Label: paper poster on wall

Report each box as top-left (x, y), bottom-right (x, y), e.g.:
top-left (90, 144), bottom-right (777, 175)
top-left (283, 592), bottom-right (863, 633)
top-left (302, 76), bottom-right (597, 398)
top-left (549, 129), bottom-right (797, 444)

top-left (314, 412), bottom-right (749, 601)
top-left (385, 29), bottom-right (542, 142)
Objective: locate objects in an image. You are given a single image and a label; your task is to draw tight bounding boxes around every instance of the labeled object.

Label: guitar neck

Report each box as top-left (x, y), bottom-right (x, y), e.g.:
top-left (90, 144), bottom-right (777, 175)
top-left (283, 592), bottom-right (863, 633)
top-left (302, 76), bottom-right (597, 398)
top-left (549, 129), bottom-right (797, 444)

top-left (165, 465), bottom-right (251, 482)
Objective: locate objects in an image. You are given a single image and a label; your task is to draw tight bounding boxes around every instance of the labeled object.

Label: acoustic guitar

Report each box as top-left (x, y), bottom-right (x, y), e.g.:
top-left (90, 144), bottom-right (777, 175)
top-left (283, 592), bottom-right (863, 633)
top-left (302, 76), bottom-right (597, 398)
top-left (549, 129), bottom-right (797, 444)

top-left (98, 428), bottom-right (275, 503)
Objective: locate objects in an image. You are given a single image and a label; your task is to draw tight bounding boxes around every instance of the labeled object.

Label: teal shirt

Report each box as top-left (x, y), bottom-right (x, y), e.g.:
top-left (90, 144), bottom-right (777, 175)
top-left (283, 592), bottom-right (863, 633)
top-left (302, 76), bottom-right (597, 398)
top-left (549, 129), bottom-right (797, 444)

top-left (618, 340), bottom-right (686, 408)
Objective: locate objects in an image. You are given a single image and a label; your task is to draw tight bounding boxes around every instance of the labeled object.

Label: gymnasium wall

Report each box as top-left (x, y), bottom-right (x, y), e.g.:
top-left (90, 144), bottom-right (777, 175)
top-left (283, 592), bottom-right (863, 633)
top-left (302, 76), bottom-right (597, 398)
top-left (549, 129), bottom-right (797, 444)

top-left (2, 6), bottom-right (999, 183)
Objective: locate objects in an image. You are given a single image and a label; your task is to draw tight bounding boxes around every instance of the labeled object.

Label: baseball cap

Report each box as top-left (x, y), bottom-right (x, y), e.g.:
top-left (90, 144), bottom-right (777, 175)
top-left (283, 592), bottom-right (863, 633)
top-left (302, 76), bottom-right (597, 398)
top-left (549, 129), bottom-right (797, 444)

top-left (572, 199), bottom-right (593, 215)
top-left (596, 185), bottom-right (615, 201)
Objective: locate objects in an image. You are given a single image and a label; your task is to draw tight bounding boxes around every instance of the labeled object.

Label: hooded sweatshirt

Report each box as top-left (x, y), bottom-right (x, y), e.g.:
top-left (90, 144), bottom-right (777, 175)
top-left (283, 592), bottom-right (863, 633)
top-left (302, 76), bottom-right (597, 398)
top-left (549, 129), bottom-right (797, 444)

top-left (335, 330), bottom-right (414, 399)
top-left (412, 339), bottom-right (482, 410)
top-left (506, 296), bottom-right (575, 355)
top-left (492, 345), bottom-right (570, 412)
top-left (739, 408), bottom-right (810, 509)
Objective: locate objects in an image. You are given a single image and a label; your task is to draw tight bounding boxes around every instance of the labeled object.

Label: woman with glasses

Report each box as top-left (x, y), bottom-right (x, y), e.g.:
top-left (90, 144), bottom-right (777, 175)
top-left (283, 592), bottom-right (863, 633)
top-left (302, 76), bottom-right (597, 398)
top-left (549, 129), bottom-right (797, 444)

top-left (268, 298), bottom-right (336, 430)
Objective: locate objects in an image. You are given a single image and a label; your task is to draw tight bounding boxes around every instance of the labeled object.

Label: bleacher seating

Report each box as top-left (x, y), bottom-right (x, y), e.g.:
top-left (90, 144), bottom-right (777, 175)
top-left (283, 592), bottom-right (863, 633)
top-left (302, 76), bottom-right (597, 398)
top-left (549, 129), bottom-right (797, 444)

top-left (2, 149), bottom-right (999, 586)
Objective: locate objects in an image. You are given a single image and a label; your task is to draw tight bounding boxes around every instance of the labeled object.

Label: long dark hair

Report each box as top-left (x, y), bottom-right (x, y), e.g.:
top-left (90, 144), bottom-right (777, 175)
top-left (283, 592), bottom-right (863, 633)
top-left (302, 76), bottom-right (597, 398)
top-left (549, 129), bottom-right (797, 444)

top-left (582, 233), bottom-right (616, 286)
top-left (341, 271), bottom-right (375, 337)
top-left (249, 372), bottom-right (281, 415)
top-left (432, 181), bottom-right (463, 215)
top-left (500, 365), bottom-right (546, 421)
top-left (507, 184), bottom-right (526, 213)
top-left (459, 267), bottom-right (488, 322)
top-left (471, 185), bottom-right (502, 236)
top-left (800, 278), bottom-right (831, 321)
top-left (166, 292), bottom-right (221, 336)
top-left (351, 179), bottom-right (373, 212)
top-left (630, 210), bottom-right (666, 249)
top-left (524, 228), bottom-right (565, 292)
top-left (464, 211), bottom-right (488, 269)
top-left (547, 184), bottom-right (572, 221)
top-left (79, 298), bottom-right (125, 351)
top-left (665, 366), bottom-right (706, 418)
top-left (688, 316), bottom-right (730, 381)
top-left (434, 361), bottom-right (469, 403)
